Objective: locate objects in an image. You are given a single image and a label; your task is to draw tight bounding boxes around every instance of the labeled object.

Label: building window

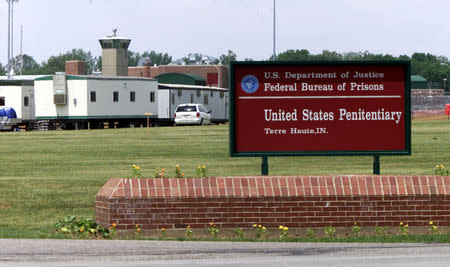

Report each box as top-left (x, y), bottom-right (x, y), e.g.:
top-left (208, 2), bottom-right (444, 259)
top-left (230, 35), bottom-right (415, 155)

top-left (204, 94), bottom-right (208, 105)
top-left (0, 97), bottom-right (5, 106)
top-left (90, 91), bottom-right (96, 102)
top-left (220, 91), bottom-right (224, 98)
top-left (178, 90), bottom-right (182, 97)
top-left (150, 92), bottom-right (155, 102)
top-left (24, 96), bottom-right (29, 107)
top-left (210, 91), bottom-right (214, 97)
top-left (130, 91), bottom-right (136, 102)
top-left (196, 90), bottom-right (201, 97)
top-left (171, 93), bottom-right (175, 105)
top-left (113, 91), bottom-right (119, 102)
top-left (190, 94), bottom-right (194, 103)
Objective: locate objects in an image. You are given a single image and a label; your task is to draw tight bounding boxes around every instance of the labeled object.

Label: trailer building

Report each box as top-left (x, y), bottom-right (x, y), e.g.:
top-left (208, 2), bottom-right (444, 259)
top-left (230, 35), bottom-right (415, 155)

top-left (0, 76), bottom-right (43, 121)
top-left (34, 74), bottom-right (158, 128)
top-left (158, 83), bottom-right (228, 122)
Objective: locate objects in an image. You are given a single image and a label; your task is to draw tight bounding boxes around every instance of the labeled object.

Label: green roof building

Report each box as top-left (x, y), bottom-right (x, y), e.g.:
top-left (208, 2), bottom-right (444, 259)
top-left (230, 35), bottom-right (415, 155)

top-left (154, 73), bottom-right (207, 86)
top-left (411, 75), bottom-right (428, 89)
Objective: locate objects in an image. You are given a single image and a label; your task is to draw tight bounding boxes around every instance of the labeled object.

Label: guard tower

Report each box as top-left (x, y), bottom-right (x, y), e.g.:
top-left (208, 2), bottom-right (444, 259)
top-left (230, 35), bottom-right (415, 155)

top-left (99, 29), bottom-right (131, 76)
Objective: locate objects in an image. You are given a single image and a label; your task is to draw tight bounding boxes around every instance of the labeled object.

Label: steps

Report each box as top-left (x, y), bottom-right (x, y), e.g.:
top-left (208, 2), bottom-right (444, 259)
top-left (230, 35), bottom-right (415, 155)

top-left (33, 120), bottom-right (49, 131)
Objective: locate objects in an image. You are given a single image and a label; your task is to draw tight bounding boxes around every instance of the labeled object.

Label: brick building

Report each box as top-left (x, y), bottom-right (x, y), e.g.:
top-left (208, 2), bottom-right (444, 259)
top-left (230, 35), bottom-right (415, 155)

top-left (128, 65), bottom-right (229, 88)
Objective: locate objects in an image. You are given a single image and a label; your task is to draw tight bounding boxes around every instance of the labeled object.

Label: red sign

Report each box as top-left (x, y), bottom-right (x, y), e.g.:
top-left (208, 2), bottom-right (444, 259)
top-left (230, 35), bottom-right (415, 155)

top-left (230, 62), bottom-right (411, 156)
top-left (207, 73), bottom-right (218, 85)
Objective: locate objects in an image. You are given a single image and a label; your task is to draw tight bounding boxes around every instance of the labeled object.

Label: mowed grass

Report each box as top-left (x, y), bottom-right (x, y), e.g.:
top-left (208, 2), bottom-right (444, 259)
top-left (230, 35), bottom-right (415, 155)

top-left (0, 119), bottom-right (449, 238)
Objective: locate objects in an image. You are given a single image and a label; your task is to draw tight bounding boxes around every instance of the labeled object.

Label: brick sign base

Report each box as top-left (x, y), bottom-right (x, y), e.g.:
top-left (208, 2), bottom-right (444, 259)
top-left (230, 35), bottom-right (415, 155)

top-left (96, 176), bottom-right (450, 230)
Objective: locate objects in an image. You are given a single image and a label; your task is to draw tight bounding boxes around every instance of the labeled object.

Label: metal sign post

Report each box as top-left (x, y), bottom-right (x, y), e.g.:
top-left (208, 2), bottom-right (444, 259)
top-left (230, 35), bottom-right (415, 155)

top-left (262, 156), bottom-right (269, 175)
top-left (373, 156), bottom-right (380, 175)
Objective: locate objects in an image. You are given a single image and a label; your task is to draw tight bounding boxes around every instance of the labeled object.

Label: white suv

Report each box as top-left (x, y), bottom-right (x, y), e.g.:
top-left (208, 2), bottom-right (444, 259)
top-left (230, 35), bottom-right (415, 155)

top-left (174, 104), bottom-right (212, 125)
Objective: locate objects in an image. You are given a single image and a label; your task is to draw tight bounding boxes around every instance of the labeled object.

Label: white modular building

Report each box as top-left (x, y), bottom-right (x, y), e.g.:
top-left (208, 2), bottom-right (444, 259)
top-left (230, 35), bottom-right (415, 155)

top-left (34, 74), bottom-right (158, 128)
top-left (0, 76), bottom-right (42, 121)
top-left (158, 83), bottom-right (229, 122)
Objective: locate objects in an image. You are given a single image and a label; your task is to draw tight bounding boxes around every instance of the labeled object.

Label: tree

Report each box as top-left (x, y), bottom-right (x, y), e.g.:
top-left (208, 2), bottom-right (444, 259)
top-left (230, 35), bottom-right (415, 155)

top-left (0, 63), bottom-right (5, 76)
top-left (95, 56), bottom-right (102, 72)
top-left (182, 53), bottom-right (203, 65)
top-left (127, 50), bottom-right (141, 67)
top-left (276, 49), bottom-right (311, 61)
top-left (274, 48), bottom-right (450, 85)
top-left (11, 54), bottom-right (41, 75)
top-left (219, 50), bottom-right (237, 66)
top-left (141, 51), bottom-right (172, 66)
top-left (127, 50), bottom-right (172, 67)
top-left (313, 50), bottom-right (343, 61)
top-left (40, 49), bottom-right (96, 75)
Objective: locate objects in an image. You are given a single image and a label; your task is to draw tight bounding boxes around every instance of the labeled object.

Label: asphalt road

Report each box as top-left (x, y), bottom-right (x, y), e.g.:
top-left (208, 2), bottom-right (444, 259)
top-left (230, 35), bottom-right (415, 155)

top-left (1, 239), bottom-right (450, 266)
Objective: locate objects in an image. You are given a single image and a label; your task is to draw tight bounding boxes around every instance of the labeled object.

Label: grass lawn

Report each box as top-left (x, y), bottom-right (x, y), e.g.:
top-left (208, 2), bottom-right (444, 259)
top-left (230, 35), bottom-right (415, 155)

top-left (0, 118), bottom-right (449, 238)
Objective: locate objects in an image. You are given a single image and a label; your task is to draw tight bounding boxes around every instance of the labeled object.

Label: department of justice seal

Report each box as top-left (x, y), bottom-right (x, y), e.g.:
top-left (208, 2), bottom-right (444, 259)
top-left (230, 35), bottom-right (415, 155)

top-left (241, 75), bottom-right (259, 94)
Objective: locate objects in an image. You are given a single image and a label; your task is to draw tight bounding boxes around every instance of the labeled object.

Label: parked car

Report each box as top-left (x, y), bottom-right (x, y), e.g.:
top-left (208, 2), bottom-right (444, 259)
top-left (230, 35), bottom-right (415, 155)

top-left (174, 103), bottom-right (212, 125)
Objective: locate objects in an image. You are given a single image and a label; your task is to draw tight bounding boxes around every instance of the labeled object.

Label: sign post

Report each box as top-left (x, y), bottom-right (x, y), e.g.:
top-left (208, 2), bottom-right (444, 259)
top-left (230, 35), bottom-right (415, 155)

top-left (144, 112), bottom-right (152, 134)
top-left (373, 155), bottom-right (380, 175)
top-left (262, 156), bottom-right (268, 175)
top-left (230, 61), bottom-right (411, 175)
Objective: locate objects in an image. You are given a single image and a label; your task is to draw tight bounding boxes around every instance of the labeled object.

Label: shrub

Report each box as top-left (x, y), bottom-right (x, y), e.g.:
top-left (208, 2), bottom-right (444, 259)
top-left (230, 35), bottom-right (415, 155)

top-left (53, 216), bottom-right (112, 239)
top-left (429, 221), bottom-right (440, 235)
top-left (305, 228), bottom-right (315, 238)
top-left (252, 224), bottom-right (267, 239)
top-left (375, 226), bottom-right (387, 236)
top-left (325, 226), bottom-right (336, 237)
top-left (351, 223), bottom-right (361, 236)
top-left (185, 225), bottom-right (193, 239)
top-left (196, 165), bottom-right (207, 178)
top-left (435, 165), bottom-right (449, 176)
top-left (208, 223), bottom-right (219, 238)
top-left (234, 228), bottom-right (244, 239)
top-left (132, 164), bottom-right (142, 177)
top-left (175, 164), bottom-right (185, 178)
top-left (278, 225), bottom-right (289, 239)
top-left (399, 222), bottom-right (409, 236)
top-left (154, 168), bottom-right (166, 178)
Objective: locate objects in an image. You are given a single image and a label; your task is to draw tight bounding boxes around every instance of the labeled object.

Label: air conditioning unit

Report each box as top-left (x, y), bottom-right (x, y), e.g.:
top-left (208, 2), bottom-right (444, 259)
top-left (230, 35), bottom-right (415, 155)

top-left (53, 73), bottom-right (67, 104)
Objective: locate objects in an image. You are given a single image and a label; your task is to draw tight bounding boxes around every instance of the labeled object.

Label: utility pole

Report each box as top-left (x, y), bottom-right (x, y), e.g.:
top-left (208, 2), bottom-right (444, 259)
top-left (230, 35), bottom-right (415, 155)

top-left (7, 0), bottom-right (11, 77)
top-left (6, 0), bottom-right (19, 78)
top-left (11, 0), bottom-right (14, 65)
top-left (273, 0), bottom-right (276, 61)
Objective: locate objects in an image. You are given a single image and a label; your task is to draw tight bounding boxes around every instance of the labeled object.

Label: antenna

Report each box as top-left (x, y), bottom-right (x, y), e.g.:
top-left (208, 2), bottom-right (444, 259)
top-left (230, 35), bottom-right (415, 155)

top-left (20, 25), bottom-right (23, 75)
top-left (112, 28), bottom-right (117, 37)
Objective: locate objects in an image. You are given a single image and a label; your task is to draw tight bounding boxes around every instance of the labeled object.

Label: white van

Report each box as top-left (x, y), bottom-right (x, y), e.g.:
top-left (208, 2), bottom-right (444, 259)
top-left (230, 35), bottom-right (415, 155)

top-left (174, 103), bottom-right (212, 125)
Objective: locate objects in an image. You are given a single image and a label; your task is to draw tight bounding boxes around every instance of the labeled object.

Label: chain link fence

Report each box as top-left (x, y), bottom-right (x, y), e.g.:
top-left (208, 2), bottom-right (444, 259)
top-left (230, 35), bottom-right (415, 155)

top-left (411, 89), bottom-right (450, 117)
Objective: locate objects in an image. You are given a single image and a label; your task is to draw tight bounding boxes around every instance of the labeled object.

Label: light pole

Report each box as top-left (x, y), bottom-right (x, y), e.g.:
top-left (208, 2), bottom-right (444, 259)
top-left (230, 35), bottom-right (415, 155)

top-left (441, 63), bottom-right (450, 92)
top-left (6, 0), bottom-right (19, 79)
top-left (7, 0), bottom-right (11, 76)
top-left (273, 0), bottom-right (276, 61)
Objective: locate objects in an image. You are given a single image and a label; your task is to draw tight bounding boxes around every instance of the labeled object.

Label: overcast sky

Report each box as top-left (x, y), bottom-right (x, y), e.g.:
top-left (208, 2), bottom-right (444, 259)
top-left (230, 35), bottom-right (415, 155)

top-left (1, 0), bottom-right (449, 64)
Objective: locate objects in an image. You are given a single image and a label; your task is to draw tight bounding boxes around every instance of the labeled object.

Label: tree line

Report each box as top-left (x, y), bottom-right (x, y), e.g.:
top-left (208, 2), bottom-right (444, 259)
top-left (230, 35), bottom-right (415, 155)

top-left (1, 48), bottom-right (448, 86)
